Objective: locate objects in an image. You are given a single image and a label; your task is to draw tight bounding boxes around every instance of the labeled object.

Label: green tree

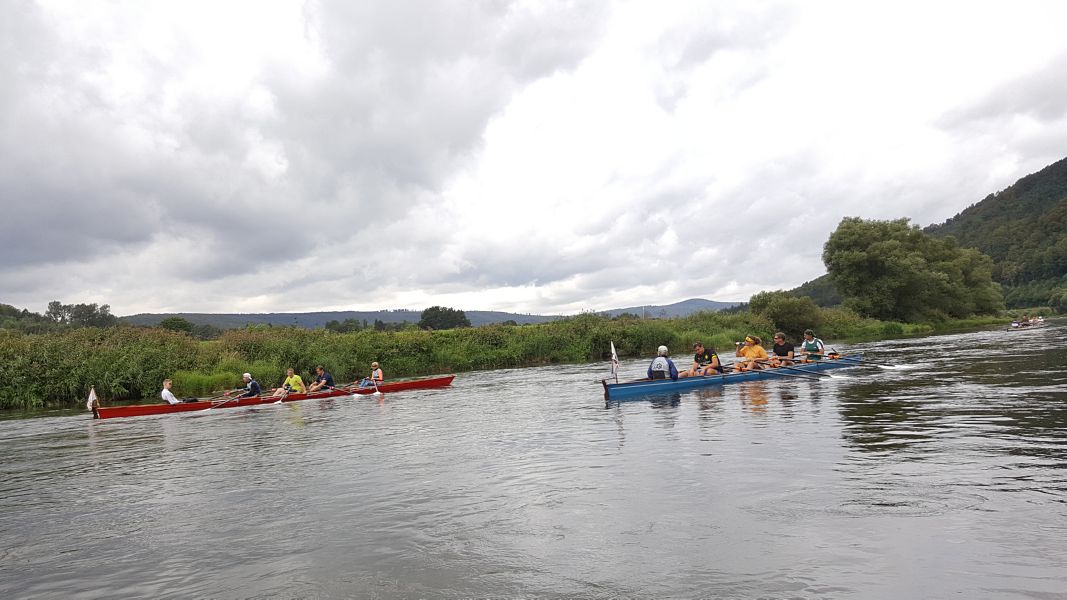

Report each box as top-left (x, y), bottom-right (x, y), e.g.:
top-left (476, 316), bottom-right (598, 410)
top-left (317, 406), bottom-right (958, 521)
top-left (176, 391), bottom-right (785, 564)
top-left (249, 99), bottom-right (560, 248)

top-left (418, 306), bottom-right (471, 330)
top-left (823, 217), bottom-right (1004, 322)
top-left (159, 316), bottom-right (194, 333)
top-left (748, 291), bottom-right (823, 339)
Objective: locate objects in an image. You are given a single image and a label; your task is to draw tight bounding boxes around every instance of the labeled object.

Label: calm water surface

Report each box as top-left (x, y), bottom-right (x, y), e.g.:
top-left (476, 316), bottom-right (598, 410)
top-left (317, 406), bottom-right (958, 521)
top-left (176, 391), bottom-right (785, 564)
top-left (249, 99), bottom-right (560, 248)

top-left (1, 324), bottom-right (1065, 599)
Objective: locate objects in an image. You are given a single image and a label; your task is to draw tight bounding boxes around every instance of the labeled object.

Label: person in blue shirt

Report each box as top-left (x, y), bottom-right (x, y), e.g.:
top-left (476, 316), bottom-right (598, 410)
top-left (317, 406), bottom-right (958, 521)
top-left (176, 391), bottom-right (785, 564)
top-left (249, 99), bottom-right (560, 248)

top-left (647, 345), bottom-right (679, 381)
top-left (236, 373), bottom-right (261, 398)
top-left (307, 365), bottom-right (335, 393)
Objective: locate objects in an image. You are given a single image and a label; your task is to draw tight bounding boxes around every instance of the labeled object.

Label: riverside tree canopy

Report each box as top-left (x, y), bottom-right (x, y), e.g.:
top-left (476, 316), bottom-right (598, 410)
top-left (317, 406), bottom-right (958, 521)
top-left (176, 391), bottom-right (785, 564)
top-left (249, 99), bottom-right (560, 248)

top-left (823, 217), bottom-right (1003, 322)
top-left (418, 306), bottom-right (471, 330)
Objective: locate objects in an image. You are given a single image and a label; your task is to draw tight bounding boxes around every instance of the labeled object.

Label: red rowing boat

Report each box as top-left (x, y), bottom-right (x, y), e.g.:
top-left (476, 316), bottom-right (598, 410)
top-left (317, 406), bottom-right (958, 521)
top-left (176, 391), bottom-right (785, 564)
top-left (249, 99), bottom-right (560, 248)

top-left (92, 375), bottom-right (456, 420)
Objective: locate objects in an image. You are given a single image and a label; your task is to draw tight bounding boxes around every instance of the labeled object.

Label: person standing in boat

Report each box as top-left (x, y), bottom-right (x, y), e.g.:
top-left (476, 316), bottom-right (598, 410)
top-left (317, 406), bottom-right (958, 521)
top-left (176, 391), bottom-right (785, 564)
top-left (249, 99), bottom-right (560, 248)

top-left (768, 332), bottom-right (795, 367)
top-left (799, 329), bottom-right (825, 360)
top-left (680, 342), bottom-right (721, 377)
top-left (733, 336), bottom-right (769, 371)
top-left (161, 379), bottom-right (180, 405)
top-left (272, 367), bottom-right (306, 397)
top-left (307, 365), bottom-right (334, 393)
top-left (647, 345), bottom-right (679, 380)
top-left (359, 361), bottom-right (384, 388)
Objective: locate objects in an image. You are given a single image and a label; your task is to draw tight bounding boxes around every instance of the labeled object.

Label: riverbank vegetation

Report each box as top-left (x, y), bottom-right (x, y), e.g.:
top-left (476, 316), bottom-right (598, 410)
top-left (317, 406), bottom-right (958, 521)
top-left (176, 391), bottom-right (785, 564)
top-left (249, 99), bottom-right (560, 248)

top-left (0, 304), bottom-right (1010, 410)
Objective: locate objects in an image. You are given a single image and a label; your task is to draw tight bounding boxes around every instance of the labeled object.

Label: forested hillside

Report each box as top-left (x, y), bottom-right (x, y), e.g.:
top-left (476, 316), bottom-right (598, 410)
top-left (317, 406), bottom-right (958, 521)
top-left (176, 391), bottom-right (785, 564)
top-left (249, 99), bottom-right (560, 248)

top-left (925, 156), bottom-right (1067, 306)
top-left (793, 156), bottom-right (1067, 310)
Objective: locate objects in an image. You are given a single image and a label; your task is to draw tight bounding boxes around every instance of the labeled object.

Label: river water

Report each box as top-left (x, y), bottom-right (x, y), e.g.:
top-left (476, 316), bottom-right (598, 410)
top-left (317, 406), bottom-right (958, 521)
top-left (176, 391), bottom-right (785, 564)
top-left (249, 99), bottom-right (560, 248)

top-left (1, 323), bottom-right (1065, 599)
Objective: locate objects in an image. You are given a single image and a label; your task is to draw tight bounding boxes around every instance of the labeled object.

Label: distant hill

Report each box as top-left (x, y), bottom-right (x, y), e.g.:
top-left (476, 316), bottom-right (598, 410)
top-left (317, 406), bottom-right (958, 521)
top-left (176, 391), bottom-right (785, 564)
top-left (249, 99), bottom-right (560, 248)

top-left (596, 298), bottom-right (740, 318)
top-left (122, 309), bottom-right (558, 329)
top-left (121, 298), bottom-right (740, 330)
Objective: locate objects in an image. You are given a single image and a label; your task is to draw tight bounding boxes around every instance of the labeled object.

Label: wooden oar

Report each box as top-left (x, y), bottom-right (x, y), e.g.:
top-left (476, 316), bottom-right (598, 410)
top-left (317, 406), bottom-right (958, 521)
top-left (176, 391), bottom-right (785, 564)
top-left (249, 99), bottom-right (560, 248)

top-left (728, 361), bottom-right (827, 382)
top-left (826, 349), bottom-right (895, 369)
top-left (775, 363), bottom-right (833, 378)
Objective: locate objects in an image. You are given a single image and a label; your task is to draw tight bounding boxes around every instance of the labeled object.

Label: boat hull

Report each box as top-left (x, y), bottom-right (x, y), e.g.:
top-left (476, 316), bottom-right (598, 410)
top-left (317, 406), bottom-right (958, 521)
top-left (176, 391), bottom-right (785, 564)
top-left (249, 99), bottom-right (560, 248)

top-left (602, 355), bottom-right (864, 400)
top-left (93, 375), bottom-right (456, 419)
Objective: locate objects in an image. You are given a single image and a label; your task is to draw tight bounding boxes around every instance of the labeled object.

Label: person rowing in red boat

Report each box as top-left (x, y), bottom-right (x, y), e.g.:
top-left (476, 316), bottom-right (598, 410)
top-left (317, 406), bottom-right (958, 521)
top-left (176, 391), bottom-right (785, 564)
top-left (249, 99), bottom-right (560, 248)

top-left (226, 373), bottom-right (262, 398)
top-left (307, 365), bottom-right (334, 393)
top-left (359, 361), bottom-right (384, 388)
top-left (272, 367), bottom-right (306, 398)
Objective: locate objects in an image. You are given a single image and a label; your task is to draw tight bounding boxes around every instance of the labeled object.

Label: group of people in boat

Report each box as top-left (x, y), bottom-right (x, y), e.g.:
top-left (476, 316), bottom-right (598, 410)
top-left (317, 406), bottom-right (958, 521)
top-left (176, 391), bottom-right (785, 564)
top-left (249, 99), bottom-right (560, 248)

top-left (647, 329), bottom-right (826, 381)
top-left (160, 362), bottom-right (385, 404)
top-left (1009, 315), bottom-right (1045, 329)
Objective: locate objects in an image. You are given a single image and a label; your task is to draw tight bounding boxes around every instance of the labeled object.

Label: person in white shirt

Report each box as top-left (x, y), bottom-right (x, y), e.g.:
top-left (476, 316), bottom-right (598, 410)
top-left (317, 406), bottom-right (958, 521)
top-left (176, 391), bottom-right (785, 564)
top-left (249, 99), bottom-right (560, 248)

top-left (161, 379), bottom-right (179, 405)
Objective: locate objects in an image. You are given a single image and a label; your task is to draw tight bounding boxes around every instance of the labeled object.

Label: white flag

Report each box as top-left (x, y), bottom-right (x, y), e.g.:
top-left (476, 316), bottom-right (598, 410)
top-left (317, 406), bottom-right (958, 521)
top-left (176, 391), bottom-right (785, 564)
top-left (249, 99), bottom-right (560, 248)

top-left (610, 341), bottom-right (619, 379)
top-left (86, 386), bottom-right (97, 411)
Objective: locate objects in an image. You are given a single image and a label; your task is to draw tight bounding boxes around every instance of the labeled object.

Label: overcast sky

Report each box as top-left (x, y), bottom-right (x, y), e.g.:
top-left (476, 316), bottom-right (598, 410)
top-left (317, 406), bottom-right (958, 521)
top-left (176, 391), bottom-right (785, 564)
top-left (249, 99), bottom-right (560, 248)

top-left (3, 0), bottom-right (1066, 316)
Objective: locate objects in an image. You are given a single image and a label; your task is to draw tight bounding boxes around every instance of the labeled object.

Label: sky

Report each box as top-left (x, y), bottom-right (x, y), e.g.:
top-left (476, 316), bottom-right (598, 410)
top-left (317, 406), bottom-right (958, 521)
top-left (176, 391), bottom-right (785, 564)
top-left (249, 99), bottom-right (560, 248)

top-left (3, 0), bottom-right (1067, 317)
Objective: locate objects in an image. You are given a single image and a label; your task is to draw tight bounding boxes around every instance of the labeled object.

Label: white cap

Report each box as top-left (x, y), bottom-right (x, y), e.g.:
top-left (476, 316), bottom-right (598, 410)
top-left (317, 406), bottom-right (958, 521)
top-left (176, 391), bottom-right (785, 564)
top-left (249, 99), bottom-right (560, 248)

top-left (243, 373), bottom-right (252, 379)
top-left (658, 345), bottom-right (668, 356)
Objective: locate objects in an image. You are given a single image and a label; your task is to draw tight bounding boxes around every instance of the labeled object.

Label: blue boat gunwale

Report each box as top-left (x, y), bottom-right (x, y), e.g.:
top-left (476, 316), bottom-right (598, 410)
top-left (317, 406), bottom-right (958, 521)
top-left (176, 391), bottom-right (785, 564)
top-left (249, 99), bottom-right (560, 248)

top-left (601, 353), bottom-right (865, 400)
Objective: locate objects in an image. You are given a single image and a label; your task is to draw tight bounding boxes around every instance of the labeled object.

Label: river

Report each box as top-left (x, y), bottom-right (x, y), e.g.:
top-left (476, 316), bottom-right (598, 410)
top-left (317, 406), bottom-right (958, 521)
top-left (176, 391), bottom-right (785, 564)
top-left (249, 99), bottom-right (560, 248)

top-left (1, 323), bottom-right (1065, 599)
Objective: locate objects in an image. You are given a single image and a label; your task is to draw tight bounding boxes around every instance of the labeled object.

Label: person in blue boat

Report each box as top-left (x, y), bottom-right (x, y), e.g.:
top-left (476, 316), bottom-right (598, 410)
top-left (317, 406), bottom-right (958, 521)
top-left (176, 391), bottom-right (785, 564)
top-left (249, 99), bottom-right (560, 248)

top-left (768, 332), bottom-right (795, 367)
top-left (307, 365), bottom-right (335, 393)
top-left (680, 342), bottom-right (721, 377)
top-left (799, 329), bottom-right (825, 360)
top-left (647, 345), bottom-right (679, 381)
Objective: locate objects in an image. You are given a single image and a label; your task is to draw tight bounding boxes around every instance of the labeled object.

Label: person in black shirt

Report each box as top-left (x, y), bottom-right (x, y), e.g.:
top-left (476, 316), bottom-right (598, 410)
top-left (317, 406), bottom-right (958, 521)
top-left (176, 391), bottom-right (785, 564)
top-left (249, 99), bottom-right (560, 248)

top-left (680, 342), bottom-right (722, 377)
top-left (307, 365), bottom-right (335, 393)
top-left (769, 332), bottom-right (795, 367)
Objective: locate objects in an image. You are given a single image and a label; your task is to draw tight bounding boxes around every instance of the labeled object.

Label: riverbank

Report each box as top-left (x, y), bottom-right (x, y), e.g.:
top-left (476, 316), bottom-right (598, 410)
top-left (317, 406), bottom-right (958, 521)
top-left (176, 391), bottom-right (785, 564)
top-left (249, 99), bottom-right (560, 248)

top-left (0, 310), bottom-right (1022, 409)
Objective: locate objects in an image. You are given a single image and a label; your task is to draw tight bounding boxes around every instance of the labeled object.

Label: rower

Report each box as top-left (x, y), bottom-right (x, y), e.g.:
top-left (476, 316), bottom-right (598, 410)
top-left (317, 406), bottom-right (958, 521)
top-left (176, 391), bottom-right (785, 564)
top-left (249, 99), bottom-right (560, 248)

top-left (768, 332), bottom-right (795, 367)
top-left (647, 345), bottom-right (679, 381)
top-left (359, 361), bottom-right (384, 388)
top-left (733, 336), bottom-right (768, 371)
top-left (233, 373), bottom-right (262, 398)
top-left (680, 342), bottom-right (721, 377)
top-left (799, 329), bottom-right (825, 360)
top-left (307, 365), bottom-right (334, 392)
top-left (273, 367), bottom-right (306, 397)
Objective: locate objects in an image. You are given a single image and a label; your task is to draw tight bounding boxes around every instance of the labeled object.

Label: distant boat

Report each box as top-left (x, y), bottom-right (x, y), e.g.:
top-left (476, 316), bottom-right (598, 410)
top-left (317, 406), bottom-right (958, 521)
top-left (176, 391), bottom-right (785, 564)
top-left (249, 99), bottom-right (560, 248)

top-left (1007, 317), bottom-right (1046, 331)
top-left (91, 375), bottom-right (455, 420)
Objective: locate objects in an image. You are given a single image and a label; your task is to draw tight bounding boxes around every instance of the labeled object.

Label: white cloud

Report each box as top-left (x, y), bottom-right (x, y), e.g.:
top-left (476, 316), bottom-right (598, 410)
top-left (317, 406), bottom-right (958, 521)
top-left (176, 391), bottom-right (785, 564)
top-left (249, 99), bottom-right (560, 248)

top-left (2, 0), bottom-right (1066, 316)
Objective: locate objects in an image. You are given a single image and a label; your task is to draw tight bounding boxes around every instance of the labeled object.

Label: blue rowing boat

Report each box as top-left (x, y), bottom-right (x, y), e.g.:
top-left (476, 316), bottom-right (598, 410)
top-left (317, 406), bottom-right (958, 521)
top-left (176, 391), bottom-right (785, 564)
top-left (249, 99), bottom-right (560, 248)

top-left (601, 354), bottom-right (865, 400)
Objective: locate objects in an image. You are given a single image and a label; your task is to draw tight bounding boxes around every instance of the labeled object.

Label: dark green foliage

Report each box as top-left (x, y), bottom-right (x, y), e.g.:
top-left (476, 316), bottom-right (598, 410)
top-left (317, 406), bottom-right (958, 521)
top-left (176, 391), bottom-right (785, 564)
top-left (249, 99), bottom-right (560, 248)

top-left (191, 323), bottom-right (223, 340)
top-left (824, 217), bottom-right (1003, 322)
top-left (926, 156), bottom-right (1067, 288)
top-left (45, 300), bottom-right (119, 327)
top-left (789, 275), bottom-right (843, 307)
top-left (159, 316), bottom-right (194, 333)
top-left (418, 306), bottom-right (471, 330)
top-left (748, 291), bottom-right (823, 339)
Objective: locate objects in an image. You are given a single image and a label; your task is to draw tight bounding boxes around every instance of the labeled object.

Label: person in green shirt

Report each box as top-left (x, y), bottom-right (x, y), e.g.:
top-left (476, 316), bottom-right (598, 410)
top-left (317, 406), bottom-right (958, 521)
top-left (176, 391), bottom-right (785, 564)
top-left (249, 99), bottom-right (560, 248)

top-left (272, 367), bottom-right (306, 398)
top-left (799, 329), bottom-right (825, 360)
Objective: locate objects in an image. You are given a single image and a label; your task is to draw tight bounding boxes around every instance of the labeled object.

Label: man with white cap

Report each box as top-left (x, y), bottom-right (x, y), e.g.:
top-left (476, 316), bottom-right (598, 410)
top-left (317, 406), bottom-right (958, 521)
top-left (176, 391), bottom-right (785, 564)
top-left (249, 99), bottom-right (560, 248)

top-left (231, 372), bottom-right (262, 398)
top-left (647, 345), bottom-right (679, 381)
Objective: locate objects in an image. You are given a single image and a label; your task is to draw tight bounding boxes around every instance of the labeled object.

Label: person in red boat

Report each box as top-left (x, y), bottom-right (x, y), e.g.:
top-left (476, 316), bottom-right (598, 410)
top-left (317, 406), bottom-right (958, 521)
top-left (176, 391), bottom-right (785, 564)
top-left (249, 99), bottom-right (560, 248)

top-left (359, 362), bottom-right (384, 388)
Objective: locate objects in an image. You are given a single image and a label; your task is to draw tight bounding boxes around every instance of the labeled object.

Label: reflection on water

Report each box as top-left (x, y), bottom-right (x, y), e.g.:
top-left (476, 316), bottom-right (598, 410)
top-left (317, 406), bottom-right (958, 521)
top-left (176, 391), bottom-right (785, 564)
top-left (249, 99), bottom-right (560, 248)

top-left (1, 322), bottom-right (1066, 598)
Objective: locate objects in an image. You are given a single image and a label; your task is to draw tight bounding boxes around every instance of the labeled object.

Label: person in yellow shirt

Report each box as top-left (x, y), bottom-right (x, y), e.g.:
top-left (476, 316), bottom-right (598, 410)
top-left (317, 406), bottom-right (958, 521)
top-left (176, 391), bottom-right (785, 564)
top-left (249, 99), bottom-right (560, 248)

top-left (733, 335), bottom-right (769, 371)
top-left (272, 367), bottom-right (306, 398)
